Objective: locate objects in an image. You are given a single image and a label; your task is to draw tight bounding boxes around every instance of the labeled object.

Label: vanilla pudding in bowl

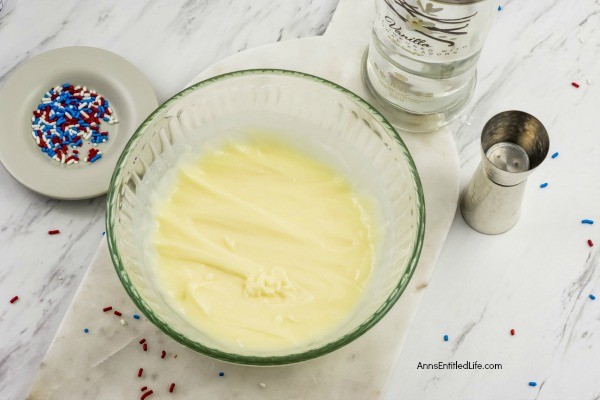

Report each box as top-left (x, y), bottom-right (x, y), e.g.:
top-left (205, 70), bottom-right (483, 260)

top-left (106, 70), bottom-right (424, 365)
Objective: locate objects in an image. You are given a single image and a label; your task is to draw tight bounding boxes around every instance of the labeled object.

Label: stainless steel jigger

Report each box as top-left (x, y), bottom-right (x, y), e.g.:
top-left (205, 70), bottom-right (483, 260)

top-left (460, 111), bottom-right (549, 234)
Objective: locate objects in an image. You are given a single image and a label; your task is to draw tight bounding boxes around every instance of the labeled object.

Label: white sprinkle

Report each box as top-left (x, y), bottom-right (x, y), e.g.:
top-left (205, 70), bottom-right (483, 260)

top-left (120, 319), bottom-right (126, 325)
top-left (78, 103), bottom-right (86, 110)
top-left (259, 383), bottom-right (266, 388)
top-left (587, 78), bottom-right (593, 85)
top-left (67, 159), bottom-right (75, 165)
top-left (61, 153), bottom-right (66, 163)
top-left (80, 111), bottom-right (89, 118)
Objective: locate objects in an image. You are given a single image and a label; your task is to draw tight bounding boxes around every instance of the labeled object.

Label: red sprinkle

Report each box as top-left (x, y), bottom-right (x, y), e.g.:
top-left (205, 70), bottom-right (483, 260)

top-left (48, 230), bottom-right (60, 235)
top-left (139, 338), bottom-right (146, 345)
top-left (114, 310), bottom-right (122, 316)
top-left (143, 343), bottom-right (148, 352)
top-left (572, 82), bottom-right (580, 88)
top-left (141, 390), bottom-right (154, 400)
top-left (141, 386), bottom-right (147, 392)
top-left (510, 329), bottom-right (515, 336)
top-left (9, 295), bottom-right (19, 304)
top-left (102, 306), bottom-right (113, 312)
top-left (138, 368), bottom-right (143, 378)
top-left (169, 383), bottom-right (176, 393)
top-left (161, 350), bottom-right (166, 359)
top-left (588, 239), bottom-right (594, 247)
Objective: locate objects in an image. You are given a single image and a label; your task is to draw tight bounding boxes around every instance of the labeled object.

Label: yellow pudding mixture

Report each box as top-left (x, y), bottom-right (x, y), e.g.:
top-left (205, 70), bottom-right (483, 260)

top-left (151, 137), bottom-right (378, 353)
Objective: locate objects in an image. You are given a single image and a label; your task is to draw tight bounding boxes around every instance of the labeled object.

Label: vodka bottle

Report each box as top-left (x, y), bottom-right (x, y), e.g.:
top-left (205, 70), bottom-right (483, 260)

top-left (363, 0), bottom-right (496, 131)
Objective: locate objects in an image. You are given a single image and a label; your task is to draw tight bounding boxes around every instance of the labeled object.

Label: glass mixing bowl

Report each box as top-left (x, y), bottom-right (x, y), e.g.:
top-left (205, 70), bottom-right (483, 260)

top-left (106, 69), bottom-right (425, 365)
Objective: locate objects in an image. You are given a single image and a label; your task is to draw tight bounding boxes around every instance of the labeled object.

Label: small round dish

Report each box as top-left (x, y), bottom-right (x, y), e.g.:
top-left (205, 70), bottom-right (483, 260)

top-left (0, 46), bottom-right (157, 199)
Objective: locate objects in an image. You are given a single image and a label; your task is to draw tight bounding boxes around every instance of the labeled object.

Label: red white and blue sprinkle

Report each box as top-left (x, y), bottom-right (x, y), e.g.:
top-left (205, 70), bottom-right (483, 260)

top-left (443, 334), bottom-right (449, 342)
top-left (588, 239), bottom-right (594, 247)
top-left (9, 295), bottom-right (19, 304)
top-left (83, 328), bottom-right (89, 333)
top-left (497, 5), bottom-right (502, 11)
top-left (219, 371), bottom-right (225, 377)
top-left (540, 182), bottom-right (548, 189)
top-left (551, 152), bottom-right (559, 159)
top-left (31, 83), bottom-right (117, 164)
top-left (582, 219), bottom-right (594, 225)
top-left (528, 381), bottom-right (537, 387)
top-left (133, 314), bottom-right (141, 319)
top-left (590, 294), bottom-right (596, 300)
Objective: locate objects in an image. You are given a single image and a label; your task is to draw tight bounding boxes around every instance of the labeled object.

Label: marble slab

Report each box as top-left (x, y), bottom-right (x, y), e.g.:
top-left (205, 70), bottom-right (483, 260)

top-left (26, 0), bottom-right (460, 398)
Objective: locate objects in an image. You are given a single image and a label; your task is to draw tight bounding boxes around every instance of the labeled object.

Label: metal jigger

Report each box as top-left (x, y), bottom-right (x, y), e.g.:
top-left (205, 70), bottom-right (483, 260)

top-left (460, 111), bottom-right (549, 234)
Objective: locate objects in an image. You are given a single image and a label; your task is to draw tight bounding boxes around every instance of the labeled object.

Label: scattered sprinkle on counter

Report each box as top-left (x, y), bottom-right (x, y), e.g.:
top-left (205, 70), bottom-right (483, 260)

top-left (588, 239), bottom-right (594, 247)
top-left (540, 182), bottom-right (548, 189)
top-left (133, 314), bottom-right (141, 320)
top-left (219, 371), bottom-right (225, 377)
top-left (9, 295), bottom-right (19, 304)
top-left (510, 329), bottom-right (515, 336)
top-left (114, 310), bottom-right (122, 316)
top-left (140, 389), bottom-right (153, 399)
top-left (161, 350), bottom-right (166, 359)
top-left (83, 328), bottom-right (89, 333)
top-left (120, 319), bottom-right (126, 325)
top-left (497, 5), bottom-right (502, 11)
top-left (528, 381), bottom-right (537, 387)
top-left (48, 229), bottom-right (60, 235)
top-left (141, 386), bottom-right (148, 392)
top-left (169, 383), bottom-right (176, 393)
top-left (590, 294), bottom-right (596, 300)
top-left (582, 219), bottom-right (594, 225)
top-left (103, 306), bottom-right (113, 312)
top-left (443, 334), bottom-right (449, 342)
top-left (551, 152), bottom-right (559, 159)
top-left (259, 382), bottom-right (267, 388)
top-left (30, 83), bottom-right (117, 164)
top-left (139, 338), bottom-right (146, 345)
top-left (571, 82), bottom-right (580, 88)
top-left (138, 368), bottom-right (144, 378)
top-left (143, 343), bottom-right (148, 352)
top-left (102, 231), bottom-right (106, 236)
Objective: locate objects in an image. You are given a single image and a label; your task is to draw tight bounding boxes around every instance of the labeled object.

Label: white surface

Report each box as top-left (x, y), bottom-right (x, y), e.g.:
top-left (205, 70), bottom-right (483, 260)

top-left (25, 0), bottom-right (460, 396)
top-left (2, 0), bottom-right (600, 399)
top-left (0, 46), bottom-right (157, 199)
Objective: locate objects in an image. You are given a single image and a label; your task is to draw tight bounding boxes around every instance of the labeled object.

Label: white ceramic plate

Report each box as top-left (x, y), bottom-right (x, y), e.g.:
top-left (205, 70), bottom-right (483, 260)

top-left (0, 46), bottom-right (157, 199)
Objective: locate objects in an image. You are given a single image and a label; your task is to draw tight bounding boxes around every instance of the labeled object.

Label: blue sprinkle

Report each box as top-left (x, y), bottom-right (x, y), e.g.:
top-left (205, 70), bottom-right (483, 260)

top-left (102, 231), bottom-right (106, 236)
top-left (590, 294), bottom-right (596, 300)
top-left (133, 314), bottom-right (140, 319)
top-left (219, 372), bottom-right (225, 377)
top-left (62, 83), bottom-right (71, 88)
top-left (540, 182), bottom-right (548, 189)
top-left (443, 334), bottom-right (449, 342)
top-left (497, 5), bottom-right (502, 11)
top-left (528, 381), bottom-right (537, 387)
top-left (582, 219), bottom-right (595, 225)
top-left (84, 328), bottom-right (89, 333)
top-left (89, 154), bottom-right (102, 163)
top-left (551, 152), bottom-right (559, 159)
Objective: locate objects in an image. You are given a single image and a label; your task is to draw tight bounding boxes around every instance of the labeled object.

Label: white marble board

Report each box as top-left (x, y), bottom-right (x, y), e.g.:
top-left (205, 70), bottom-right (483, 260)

top-left (25, 0), bottom-right (460, 398)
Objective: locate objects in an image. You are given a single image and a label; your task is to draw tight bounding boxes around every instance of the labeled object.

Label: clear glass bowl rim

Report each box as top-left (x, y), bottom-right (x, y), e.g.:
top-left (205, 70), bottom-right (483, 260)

top-left (106, 68), bottom-right (426, 366)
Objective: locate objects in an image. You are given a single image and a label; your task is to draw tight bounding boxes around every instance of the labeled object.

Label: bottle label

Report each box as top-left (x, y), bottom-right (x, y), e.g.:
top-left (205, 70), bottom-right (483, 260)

top-left (374, 0), bottom-right (491, 61)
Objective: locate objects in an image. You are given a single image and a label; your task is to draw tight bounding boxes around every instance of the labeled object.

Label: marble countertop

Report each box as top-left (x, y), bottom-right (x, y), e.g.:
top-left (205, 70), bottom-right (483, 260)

top-left (1, 0), bottom-right (600, 399)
